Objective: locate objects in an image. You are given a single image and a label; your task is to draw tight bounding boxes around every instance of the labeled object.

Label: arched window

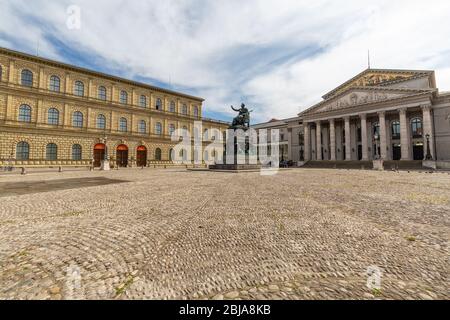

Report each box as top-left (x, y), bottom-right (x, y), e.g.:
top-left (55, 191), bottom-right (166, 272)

top-left (140, 95), bottom-right (147, 108)
top-left (18, 104), bottom-right (32, 122)
top-left (155, 148), bottom-right (162, 161)
top-left (193, 106), bottom-right (199, 117)
top-left (46, 143), bottom-right (58, 160)
top-left (139, 120), bottom-right (147, 133)
top-left (97, 114), bottom-right (106, 129)
top-left (98, 86), bottom-right (107, 100)
top-left (16, 142), bottom-right (30, 160)
top-left (391, 121), bottom-right (400, 139)
top-left (155, 122), bottom-right (162, 135)
top-left (21, 69), bottom-right (33, 87)
top-left (411, 118), bottom-right (423, 138)
top-left (182, 104), bottom-right (188, 115)
top-left (156, 98), bottom-right (162, 111)
top-left (168, 124), bottom-right (176, 136)
top-left (120, 90), bottom-right (128, 104)
top-left (49, 75), bottom-right (60, 92)
top-left (74, 81), bottom-right (84, 96)
top-left (169, 149), bottom-right (174, 161)
top-left (170, 101), bottom-right (176, 113)
top-left (72, 144), bottom-right (82, 160)
top-left (73, 111), bottom-right (83, 128)
top-left (119, 117), bottom-right (127, 132)
top-left (48, 108), bottom-right (59, 125)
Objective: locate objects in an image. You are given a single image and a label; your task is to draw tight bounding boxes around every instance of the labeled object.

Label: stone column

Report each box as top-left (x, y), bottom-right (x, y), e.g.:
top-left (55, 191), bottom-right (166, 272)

top-left (344, 117), bottom-right (351, 161)
top-left (399, 108), bottom-right (412, 160)
top-left (422, 105), bottom-right (435, 160)
top-left (378, 111), bottom-right (387, 160)
top-left (287, 128), bottom-right (293, 161)
top-left (329, 119), bottom-right (336, 161)
top-left (360, 114), bottom-right (369, 161)
top-left (316, 121), bottom-right (322, 161)
top-left (304, 123), bottom-right (311, 161)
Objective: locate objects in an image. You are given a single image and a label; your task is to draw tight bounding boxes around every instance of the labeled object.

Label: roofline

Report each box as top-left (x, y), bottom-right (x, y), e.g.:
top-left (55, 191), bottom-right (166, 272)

top-left (322, 68), bottom-right (434, 100)
top-left (0, 47), bottom-right (205, 102)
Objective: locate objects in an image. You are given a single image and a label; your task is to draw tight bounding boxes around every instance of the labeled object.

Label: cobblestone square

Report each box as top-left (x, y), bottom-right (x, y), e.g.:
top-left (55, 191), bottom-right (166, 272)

top-left (0, 169), bottom-right (448, 300)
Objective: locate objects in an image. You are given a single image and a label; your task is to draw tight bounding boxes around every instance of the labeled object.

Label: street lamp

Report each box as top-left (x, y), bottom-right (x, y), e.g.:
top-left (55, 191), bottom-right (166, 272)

top-left (425, 134), bottom-right (433, 160)
top-left (373, 132), bottom-right (380, 160)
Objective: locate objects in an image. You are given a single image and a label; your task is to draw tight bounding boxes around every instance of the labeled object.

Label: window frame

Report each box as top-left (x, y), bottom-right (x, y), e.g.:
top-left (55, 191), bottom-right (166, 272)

top-left (46, 143), bottom-right (58, 161)
top-left (97, 114), bottom-right (106, 130)
top-left (139, 120), bottom-right (147, 134)
top-left (49, 75), bottom-right (61, 92)
top-left (16, 142), bottom-right (30, 160)
top-left (47, 108), bottom-right (59, 126)
top-left (21, 69), bottom-right (33, 87)
top-left (119, 117), bottom-right (128, 132)
top-left (98, 86), bottom-right (107, 101)
top-left (72, 144), bottom-right (82, 161)
top-left (411, 118), bottom-right (423, 138)
top-left (18, 104), bottom-right (32, 122)
top-left (120, 90), bottom-right (128, 104)
top-left (73, 111), bottom-right (84, 128)
top-left (155, 122), bottom-right (162, 135)
top-left (139, 95), bottom-right (147, 108)
top-left (74, 81), bottom-right (85, 97)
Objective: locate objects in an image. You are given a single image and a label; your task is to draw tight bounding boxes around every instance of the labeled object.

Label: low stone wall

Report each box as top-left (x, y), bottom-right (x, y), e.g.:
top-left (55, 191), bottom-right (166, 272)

top-left (436, 161), bottom-right (450, 170)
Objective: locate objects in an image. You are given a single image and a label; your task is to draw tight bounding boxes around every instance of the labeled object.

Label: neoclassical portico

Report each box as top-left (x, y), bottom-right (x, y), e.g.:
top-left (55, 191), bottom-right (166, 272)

top-left (303, 104), bottom-right (434, 162)
top-left (300, 69), bottom-right (440, 163)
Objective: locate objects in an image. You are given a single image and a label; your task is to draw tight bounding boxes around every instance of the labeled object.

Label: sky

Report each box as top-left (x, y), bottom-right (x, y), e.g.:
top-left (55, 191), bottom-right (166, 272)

top-left (1, 0), bottom-right (450, 123)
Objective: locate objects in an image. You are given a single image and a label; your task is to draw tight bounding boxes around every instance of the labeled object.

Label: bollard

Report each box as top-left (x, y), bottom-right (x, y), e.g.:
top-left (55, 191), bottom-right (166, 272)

top-left (59, 166), bottom-right (63, 173)
top-left (21, 167), bottom-right (26, 175)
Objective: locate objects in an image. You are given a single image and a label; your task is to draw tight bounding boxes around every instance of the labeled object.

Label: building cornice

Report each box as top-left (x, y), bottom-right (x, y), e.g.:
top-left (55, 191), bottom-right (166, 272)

top-left (0, 47), bottom-right (205, 102)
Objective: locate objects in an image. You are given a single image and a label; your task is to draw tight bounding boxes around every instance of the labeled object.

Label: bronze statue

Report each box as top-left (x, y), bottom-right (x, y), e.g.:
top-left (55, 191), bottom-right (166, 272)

top-left (230, 103), bottom-right (253, 129)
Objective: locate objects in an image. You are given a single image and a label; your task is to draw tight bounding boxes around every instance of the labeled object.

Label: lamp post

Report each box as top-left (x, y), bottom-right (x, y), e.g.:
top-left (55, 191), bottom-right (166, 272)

top-left (100, 134), bottom-right (111, 171)
top-left (425, 134), bottom-right (433, 160)
top-left (373, 132), bottom-right (380, 160)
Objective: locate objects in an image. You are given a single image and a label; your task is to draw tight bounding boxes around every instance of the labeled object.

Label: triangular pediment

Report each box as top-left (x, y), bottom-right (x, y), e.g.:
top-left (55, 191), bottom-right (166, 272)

top-left (322, 69), bottom-right (434, 100)
top-left (306, 87), bottom-right (431, 115)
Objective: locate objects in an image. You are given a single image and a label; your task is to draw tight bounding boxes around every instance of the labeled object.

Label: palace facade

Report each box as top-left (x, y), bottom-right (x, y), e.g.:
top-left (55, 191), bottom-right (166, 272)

top-left (0, 48), bottom-right (229, 168)
top-left (254, 69), bottom-right (450, 168)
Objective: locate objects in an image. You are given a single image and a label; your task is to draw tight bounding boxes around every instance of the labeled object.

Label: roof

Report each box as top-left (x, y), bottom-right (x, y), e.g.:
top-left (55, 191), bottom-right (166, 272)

top-left (0, 47), bottom-right (205, 102)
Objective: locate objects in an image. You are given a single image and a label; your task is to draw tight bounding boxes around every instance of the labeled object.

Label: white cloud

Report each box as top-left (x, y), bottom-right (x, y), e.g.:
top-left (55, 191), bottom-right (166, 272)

top-left (1, 0), bottom-right (450, 122)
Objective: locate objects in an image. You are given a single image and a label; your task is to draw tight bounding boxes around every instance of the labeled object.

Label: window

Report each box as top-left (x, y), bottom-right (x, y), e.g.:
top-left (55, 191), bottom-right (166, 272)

top-left (98, 86), bottom-right (107, 100)
top-left (48, 108), bottom-right (59, 125)
top-left (139, 120), bottom-right (147, 133)
top-left (49, 76), bottom-right (60, 92)
top-left (392, 121), bottom-right (400, 139)
top-left (169, 124), bottom-right (176, 136)
top-left (120, 90), bottom-right (128, 104)
top-left (18, 105), bottom-right (32, 122)
top-left (74, 81), bottom-right (84, 96)
top-left (46, 143), bottom-right (58, 160)
top-left (180, 149), bottom-right (187, 161)
top-left (170, 101), bottom-right (176, 113)
top-left (155, 148), bottom-right (162, 161)
top-left (298, 132), bottom-right (304, 146)
top-left (140, 95), bottom-right (147, 108)
top-left (16, 142), bottom-right (30, 160)
top-left (72, 144), bottom-right (82, 160)
top-left (411, 118), bottom-right (423, 138)
top-left (155, 122), bottom-right (162, 135)
top-left (73, 111), bottom-right (83, 128)
top-left (204, 129), bottom-right (209, 140)
top-left (21, 69), bottom-right (33, 87)
top-left (182, 104), bottom-right (188, 115)
top-left (119, 117), bottom-right (127, 132)
top-left (156, 98), bottom-right (162, 111)
top-left (193, 106), bottom-right (199, 117)
top-left (97, 114), bottom-right (106, 129)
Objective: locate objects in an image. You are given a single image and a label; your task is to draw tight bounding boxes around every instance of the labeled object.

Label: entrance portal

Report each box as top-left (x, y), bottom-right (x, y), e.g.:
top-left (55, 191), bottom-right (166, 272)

top-left (413, 143), bottom-right (424, 160)
top-left (93, 143), bottom-right (106, 167)
top-left (392, 144), bottom-right (401, 161)
top-left (116, 144), bottom-right (129, 167)
top-left (136, 146), bottom-right (147, 167)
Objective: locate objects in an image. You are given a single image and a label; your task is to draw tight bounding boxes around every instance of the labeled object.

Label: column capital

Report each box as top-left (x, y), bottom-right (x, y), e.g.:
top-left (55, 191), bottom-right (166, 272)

top-left (421, 104), bottom-right (432, 112)
top-left (377, 111), bottom-right (386, 117)
top-left (343, 116), bottom-right (350, 122)
top-left (399, 107), bottom-right (408, 114)
top-left (329, 118), bottom-right (335, 124)
top-left (359, 113), bottom-right (367, 120)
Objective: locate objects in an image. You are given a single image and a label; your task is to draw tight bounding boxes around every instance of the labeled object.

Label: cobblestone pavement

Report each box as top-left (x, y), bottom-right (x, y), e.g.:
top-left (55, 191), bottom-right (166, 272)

top-left (0, 169), bottom-right (448, 300)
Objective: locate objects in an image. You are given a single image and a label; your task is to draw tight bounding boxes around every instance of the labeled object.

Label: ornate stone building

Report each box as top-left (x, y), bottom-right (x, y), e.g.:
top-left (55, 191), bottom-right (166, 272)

top-left (254, 69), bottom-right (450, 168)
top-left (0, 48), bottom-right (228, 168)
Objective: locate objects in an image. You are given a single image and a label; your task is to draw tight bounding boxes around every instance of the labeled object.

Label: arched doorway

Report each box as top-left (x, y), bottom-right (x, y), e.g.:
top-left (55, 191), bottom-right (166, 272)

top-left (116, 144), bottom-right (129, 167)
top-left (93, 143), bottom-right (105, 167)
top-left (136, 146), bottom-right (147, 167)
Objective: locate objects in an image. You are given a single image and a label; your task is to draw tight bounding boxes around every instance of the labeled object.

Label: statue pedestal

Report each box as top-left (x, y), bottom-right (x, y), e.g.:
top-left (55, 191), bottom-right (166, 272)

top-left (101, 160), bottom-right (110, 171)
